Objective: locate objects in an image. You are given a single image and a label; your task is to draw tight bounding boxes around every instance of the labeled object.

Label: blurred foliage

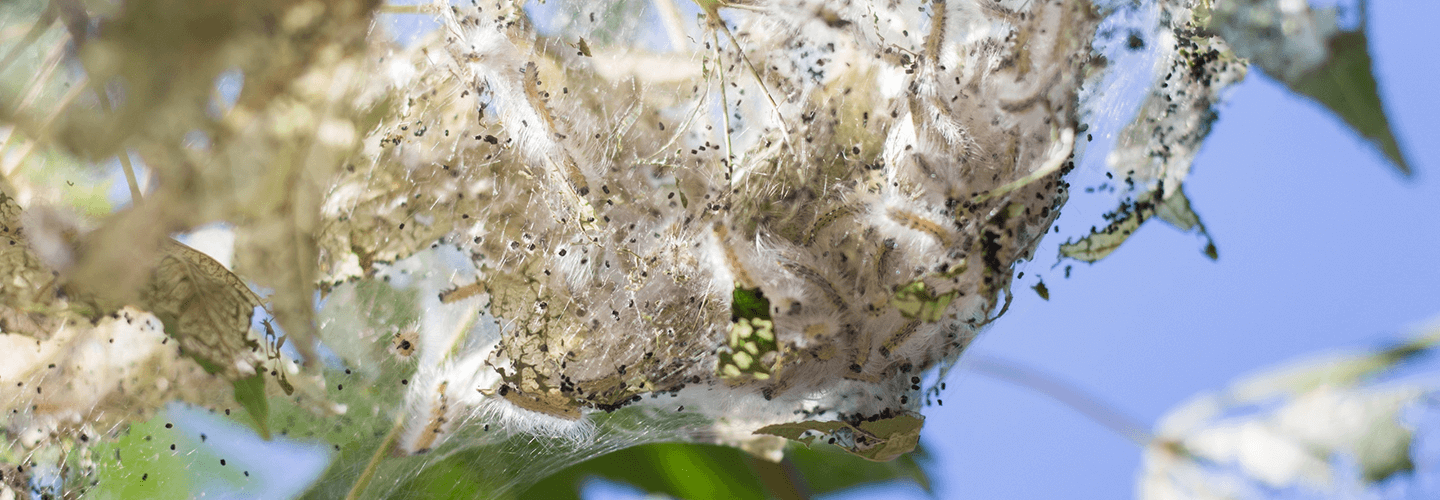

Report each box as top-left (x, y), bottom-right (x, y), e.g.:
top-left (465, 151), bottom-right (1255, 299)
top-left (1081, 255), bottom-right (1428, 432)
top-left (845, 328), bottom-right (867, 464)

top-left (1140, 323), bottom-right (1440, 499)
top-left (1287, 30), bottom-right (1408, 175)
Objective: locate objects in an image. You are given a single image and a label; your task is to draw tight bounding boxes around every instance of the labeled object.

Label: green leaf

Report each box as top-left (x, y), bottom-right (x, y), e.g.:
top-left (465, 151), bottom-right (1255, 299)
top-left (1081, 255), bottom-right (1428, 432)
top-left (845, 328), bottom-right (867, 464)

top-left (517, 443), bottom-right (771, 500)
top-left (232, 372), bottom-right (272, 440)
top-left (891, 281), bottom-right (958, 323)
top-left (1289, 30), bottom-right (1410, 176)
top-left (78, 412), bottom-right (252, 499)
top-left (523, 441), bottom-right (935, 500)
top-left (81, 417), bottom-right (195, 499)
top-left (1058, 197), bottom-right (1152, 263)
top-left (732, 286), bottom-right (772, 321)
top-left (787, 442), bottom-right (933, 496)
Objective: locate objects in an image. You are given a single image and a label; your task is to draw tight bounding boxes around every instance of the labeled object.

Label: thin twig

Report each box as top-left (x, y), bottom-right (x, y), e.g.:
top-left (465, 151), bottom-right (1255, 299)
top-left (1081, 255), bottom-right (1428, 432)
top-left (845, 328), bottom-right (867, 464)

top-left (0, 6), bottom-right (57, 76)
top-left (713, 30), bottom-right (735, 190)
top-left (345, 411), bottom-right (407, 500)
top-left (88, 87), bottom-right (144, 202)
top-left (971, 128), bottom-right (1074, 205)
top-left (651, 0), bottom-right (689, 52)
top-left (118, 154), bottom-right (142, 203)
top-left (965, 355), bottom-right (1154, 446)
top-left (709, 9), bottom-right (793, 149)
top-left (0, 78), bottom-right (86, 178)
top-left (378, 3), bottom-right (433, 14)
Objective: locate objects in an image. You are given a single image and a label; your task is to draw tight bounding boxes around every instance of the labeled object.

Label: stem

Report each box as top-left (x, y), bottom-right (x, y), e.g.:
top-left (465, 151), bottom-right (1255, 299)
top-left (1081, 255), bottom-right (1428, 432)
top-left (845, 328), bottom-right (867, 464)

top-left (965, 355), bottom-right (1154, 446)
top-left (348, 288), bottom-right (480, 499)
top-left (711, 11), bottom-right (793, 149)
top-left (651, 0), bottom-right (688, 52)
top-left (971, 128), bottom-right (1074, 204)
top-left (119, 152), bottom-right (142, 203)
top-left (88, 83), bottom-right (144, 202)
top-left (377, 4), bottom-right (431, 14)
top-left (0, 79), bottom-right (86, 178)
top-left (0, 7), bottom-right (57, 76)
top-left (345, 411), bottom-right (407, 500)
top-left (713, 29), bottom-right (735, 192)
top-left (0, 39), bottom-right (65, 166)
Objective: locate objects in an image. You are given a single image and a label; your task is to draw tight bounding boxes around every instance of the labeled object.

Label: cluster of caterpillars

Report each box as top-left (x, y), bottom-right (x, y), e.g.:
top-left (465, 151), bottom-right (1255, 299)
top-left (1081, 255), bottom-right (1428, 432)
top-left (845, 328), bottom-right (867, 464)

top-left (320, 0), bottom-right (1100, 442)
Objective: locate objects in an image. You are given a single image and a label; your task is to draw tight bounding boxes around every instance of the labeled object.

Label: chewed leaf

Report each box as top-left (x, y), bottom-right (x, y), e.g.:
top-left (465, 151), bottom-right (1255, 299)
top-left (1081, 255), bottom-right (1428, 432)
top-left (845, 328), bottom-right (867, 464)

top-left (853, 414), bottom-right (925, 462)
top-left (1290, 31), bottom-right (1410, 175)
top-left (1058, 196), bottom-right (1150, 263)
top-left (1154, 187), bottom-right (1218, 261)
top-left (753, 420), bottom-right (852, 446)
top-left (1061, 187), bottom-right (1216, 263)
top-left (755, 413), bottom-right (924, 462)
top-left (731, 286), bottom-right (772, 321)
top-left (142, 240), bottom-right (264, 379)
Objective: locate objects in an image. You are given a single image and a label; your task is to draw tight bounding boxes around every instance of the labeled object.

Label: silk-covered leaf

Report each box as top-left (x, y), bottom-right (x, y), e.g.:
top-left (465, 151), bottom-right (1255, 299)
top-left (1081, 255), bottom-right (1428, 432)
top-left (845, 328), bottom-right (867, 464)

top-left (141, 240), bottom-right (264, 380)
top-left (756, 413), bottom-right (924, 462)
top-left (753, 421), bottom-right (853, 447)
top-left (81, 415), bottom-right (199, 498)
top-left (1097, 0), bottom-right (1242, 264)
top-left (0, 187), bottom-right (71, 331)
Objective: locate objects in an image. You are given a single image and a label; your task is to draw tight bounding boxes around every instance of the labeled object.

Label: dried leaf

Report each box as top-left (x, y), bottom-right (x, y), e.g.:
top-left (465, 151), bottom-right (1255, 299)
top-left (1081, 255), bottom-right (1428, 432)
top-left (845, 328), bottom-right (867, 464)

top-left (0, 188), bottom-right (68, 330)
top-left (141, 240), bottom-right (264, 379)
top-left (755, 413), bottom-right (924, 462)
